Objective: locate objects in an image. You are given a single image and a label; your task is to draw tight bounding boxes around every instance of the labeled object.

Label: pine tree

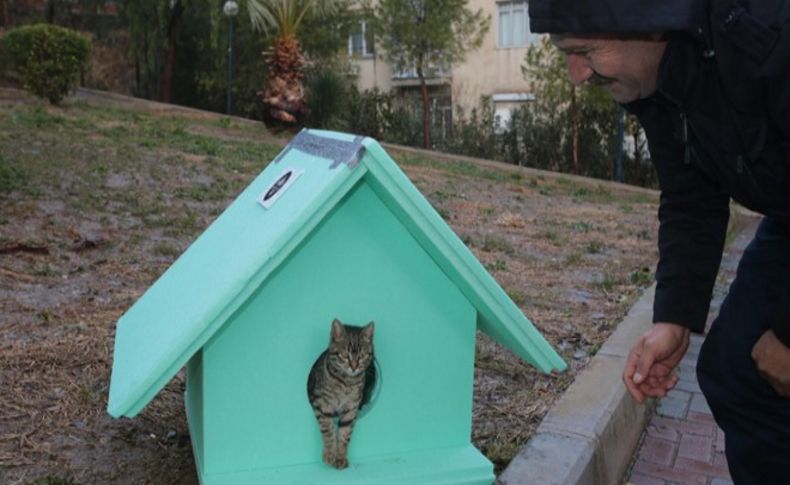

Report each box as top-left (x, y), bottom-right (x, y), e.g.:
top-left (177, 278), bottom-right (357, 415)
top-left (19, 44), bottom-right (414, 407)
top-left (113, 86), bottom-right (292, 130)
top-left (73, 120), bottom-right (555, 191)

top-left (369, 0), bottom-right (489, 148)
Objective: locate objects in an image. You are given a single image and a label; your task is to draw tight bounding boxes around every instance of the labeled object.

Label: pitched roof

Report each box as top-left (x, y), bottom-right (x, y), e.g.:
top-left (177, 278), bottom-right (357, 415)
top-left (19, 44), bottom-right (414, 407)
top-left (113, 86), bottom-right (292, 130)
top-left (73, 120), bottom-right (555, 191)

top-left (108, 129), bottom-right (566, 418)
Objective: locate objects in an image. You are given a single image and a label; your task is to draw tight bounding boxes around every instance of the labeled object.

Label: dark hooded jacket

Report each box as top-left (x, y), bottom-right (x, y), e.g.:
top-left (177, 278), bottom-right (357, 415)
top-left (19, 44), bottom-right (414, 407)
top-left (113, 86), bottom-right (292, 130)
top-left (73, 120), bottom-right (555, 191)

top-left (530, 0), bottom-right (790, 346)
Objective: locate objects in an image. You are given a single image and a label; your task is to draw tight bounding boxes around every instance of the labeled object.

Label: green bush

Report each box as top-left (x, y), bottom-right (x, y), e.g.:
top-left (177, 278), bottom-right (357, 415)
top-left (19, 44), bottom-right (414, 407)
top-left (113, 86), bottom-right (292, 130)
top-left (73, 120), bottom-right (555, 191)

top-left (437, 96), bottom-right (499, 159)
top-left (305, 66), bottom-right (352, 130)
top-left (0, 24), bottom-right (91, 104)
top-left (340, 86), bottom-right (421, 145)
top-left (343, 87), bottom-right (395, 140)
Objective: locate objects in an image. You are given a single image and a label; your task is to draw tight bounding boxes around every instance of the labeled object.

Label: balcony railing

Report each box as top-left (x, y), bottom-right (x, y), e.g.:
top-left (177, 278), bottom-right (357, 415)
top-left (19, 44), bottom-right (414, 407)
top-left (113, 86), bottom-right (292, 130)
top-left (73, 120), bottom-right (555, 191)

top-left (392, 64), bottom-right (452, 81)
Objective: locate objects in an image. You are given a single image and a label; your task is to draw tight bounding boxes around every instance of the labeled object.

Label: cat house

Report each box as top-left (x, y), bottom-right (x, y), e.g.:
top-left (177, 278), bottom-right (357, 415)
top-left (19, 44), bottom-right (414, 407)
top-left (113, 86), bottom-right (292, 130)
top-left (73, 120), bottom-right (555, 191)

top-left (107, 129), bottom-right (566, 484)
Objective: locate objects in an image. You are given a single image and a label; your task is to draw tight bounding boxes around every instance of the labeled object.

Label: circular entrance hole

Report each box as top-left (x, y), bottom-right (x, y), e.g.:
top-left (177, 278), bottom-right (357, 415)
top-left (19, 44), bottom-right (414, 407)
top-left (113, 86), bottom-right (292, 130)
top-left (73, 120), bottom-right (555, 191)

top-left (306, 353), bottom-right (381, 419)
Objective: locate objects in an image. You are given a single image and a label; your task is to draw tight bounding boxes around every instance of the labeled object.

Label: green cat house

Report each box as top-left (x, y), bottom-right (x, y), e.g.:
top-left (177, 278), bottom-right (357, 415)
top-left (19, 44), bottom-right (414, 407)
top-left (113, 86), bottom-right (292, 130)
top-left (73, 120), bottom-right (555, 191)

top-left (107, 129), bottom-right (566, 484)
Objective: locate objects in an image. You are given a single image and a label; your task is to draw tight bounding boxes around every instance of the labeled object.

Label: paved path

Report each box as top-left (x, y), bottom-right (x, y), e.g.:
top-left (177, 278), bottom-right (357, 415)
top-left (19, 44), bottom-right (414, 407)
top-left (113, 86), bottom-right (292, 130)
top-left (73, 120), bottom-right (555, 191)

top-left (626, 215), bottom-right (761, 485)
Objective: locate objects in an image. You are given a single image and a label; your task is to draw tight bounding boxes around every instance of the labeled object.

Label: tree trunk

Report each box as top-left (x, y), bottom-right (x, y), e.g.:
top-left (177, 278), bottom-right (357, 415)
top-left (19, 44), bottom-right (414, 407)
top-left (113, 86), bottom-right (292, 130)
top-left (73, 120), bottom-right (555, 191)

top-left (630, 117), bottom-right (643, 165)
top-left (418, 67), bottom-right (431, 149)
top-left (46, 0), bottom-right (55, 23)
top-left (260, 34), bottom-right (307, 123)
top-left (1, 0), bottom-right (10, 28)
top-left (160, 0), bottom-right (184, 103)
top-left (570, 86), bottom-right (580, 174)
top-left (160, 45), bottom-right (175, 103)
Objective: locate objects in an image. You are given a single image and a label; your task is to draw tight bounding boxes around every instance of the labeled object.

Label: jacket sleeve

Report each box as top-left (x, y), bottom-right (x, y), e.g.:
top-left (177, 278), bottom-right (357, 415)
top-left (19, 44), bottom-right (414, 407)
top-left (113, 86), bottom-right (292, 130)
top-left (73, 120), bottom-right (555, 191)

top-left (653, 171), bottom-right (730, 333)
top-left (634, 101), bottom-right (731, 333)
top-left (765, 20), bottom-right (790, 347)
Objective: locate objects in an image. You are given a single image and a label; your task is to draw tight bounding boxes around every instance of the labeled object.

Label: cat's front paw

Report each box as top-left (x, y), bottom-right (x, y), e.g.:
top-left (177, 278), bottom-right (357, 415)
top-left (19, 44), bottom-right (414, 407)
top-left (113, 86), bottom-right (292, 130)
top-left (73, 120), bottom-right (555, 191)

top-left (322, 448), bottom-right (334, 466)
top-left (333, 455), bottom-right (349, 469)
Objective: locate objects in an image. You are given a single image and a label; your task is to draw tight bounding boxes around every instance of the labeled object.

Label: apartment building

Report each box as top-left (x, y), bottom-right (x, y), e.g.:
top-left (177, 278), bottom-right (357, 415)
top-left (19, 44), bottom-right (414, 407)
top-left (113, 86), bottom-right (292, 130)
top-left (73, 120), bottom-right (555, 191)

top-left (347, 0), bottom-right (540, 127)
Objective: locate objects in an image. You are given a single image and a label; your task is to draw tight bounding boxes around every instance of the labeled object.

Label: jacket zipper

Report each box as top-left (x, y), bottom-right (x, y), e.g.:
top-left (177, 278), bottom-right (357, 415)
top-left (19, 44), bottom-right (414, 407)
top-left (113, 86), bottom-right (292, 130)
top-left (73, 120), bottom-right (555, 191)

top-left (680, 112), bottom-right (691, 165)
top-left (679, 111), bottom-right (721, 183)
top-left (682, 110), bottom-right (760, 195)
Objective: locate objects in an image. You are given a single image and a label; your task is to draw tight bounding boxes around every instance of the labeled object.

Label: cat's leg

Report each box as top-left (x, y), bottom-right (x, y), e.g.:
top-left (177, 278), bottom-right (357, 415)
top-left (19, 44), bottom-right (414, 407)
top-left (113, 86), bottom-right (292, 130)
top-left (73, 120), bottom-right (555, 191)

top-left (313, 410), bottom-right (336, 466)
top-left (334, 408), bottom-right (359, 469)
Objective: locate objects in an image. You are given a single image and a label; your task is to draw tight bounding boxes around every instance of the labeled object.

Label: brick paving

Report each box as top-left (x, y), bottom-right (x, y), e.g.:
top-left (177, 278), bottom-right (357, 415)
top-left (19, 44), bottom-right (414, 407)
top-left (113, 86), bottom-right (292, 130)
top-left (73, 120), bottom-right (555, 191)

top-left (626, 215), bottom-right (761, 485)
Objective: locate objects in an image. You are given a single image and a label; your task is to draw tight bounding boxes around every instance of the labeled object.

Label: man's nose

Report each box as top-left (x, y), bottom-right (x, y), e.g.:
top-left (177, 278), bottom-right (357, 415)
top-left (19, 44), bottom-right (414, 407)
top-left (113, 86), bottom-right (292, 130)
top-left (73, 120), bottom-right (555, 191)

top-left (566, 54), bottom-right (592, 86)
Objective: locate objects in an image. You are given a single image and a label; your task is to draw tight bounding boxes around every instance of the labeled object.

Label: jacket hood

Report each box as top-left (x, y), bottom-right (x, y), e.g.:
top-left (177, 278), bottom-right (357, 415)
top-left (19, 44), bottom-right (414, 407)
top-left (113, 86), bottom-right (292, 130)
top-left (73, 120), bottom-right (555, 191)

top-left (529, 0), bottom-right (701, 34)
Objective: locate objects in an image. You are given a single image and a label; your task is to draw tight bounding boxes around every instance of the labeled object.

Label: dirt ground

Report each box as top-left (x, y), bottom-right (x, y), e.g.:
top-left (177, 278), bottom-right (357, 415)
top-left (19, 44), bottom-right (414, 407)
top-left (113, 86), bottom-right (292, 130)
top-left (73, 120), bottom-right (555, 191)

top-left (0, 87), bottom-right (661, 484)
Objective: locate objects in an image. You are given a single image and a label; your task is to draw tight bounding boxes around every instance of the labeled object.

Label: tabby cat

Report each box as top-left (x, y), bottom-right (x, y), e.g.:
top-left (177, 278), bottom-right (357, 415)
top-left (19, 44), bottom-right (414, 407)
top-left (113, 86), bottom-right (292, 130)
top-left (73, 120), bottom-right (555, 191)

top-left (307, 318), bottom-right (376, 469)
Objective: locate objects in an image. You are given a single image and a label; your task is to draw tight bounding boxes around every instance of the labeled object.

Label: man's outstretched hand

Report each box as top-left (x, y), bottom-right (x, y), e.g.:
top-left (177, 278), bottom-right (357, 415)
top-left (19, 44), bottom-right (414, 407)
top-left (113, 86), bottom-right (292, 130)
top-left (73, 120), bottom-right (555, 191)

top-left (623, 322), bottom-right (690, 403)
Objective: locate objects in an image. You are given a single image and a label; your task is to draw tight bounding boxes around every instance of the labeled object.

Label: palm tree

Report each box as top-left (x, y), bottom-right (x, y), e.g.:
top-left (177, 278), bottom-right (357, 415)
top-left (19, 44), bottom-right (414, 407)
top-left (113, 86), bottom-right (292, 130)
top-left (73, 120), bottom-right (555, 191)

top-left (246, 0), bottom-right (340, 123)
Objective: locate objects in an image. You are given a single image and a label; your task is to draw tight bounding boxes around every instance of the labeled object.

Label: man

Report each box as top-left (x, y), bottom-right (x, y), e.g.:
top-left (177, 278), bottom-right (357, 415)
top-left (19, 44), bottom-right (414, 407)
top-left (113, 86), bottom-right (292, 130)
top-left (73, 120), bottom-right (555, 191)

top-left (528, 0), bottom-right (790, 483)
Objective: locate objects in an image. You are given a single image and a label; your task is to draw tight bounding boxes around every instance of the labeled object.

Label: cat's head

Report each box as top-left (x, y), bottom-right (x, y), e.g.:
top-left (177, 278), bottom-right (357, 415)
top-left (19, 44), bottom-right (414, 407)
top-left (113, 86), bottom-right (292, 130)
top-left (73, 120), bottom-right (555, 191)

top-left (329, 318), bottom-right (375, 377)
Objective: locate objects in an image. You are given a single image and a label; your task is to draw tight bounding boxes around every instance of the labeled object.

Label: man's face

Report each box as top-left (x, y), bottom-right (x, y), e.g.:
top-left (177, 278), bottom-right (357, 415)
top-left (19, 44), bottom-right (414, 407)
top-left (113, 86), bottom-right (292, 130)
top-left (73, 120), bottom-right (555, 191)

top-left (551, 34), bottom-right (668, 103)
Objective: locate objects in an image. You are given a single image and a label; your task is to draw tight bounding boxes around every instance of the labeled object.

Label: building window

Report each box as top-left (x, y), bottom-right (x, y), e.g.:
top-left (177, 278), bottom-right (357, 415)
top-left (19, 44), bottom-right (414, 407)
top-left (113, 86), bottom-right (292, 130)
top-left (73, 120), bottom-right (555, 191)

top-left (349, 21), bottom-right (374, 57)
top-left (497, 1), bottom-right (538, 47)
top-left (492, 93), bottom-right (535, 133)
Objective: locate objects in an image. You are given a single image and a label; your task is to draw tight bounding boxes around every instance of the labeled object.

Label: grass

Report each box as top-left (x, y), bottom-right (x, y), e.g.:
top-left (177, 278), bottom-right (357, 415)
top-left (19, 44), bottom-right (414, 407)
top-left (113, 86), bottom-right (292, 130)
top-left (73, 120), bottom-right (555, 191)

top-left (153, 241), bottom-right (182, 258)
top-left (396, 153), bottom-right (515, 183)
top-left (620, 203), bottom-right (634, 213)
top-left (0, 154), bottom-right (27, 194)
top-left (630, 267), bottom-right (653, 287)
top-left (585, 240), bottom-right (605, 254)
top-left (479, 206), bottom-right (496, 216)
top-left (11, 105), bottom-right (67, 129)
top-left (35, 478), bottom-right (79, 485)
top-left (484, 442), bottom-right (522, 468)
top-left (505, 287), bottom-right (525, 305)
top-left (482, 234), bottom-right (515, 255)
top-left (0, 101), bottom-right (281, 237)
top-left (431, 189), bottom-right (459, 202)
top-left (215, 116), bottom-right (234, 129)
top-left (570, 221), bottom-right (592, 233)
top-left (34, 264), bottom-right (58, 278)
top-left (394, 150), bottom-right (657, 216)
top-left (38, 310), bottom-right (55, 324)
top-left (435, 207), bottom-right (451, 220)
top-left (568, 183), bottom-right (614, 203)
top-left (536, 230), bottom-right (566, 245)
top-left (564, 251), bottom-right (582, 266)
top-left (486, 259), bottom-right (508, 272)
top-left (593, 271), bottom-right (623, 292)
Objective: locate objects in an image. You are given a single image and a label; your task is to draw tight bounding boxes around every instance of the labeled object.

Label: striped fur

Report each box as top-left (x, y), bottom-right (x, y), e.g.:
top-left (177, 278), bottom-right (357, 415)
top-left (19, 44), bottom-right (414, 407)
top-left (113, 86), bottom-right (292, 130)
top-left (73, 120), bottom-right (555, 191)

top-left (307, 318), bottom-right (375, 469)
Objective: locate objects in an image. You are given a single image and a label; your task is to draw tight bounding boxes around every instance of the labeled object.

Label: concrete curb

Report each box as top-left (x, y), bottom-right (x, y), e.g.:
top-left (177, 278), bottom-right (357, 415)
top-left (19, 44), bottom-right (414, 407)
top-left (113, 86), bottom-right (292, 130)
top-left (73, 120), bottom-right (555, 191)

top-left (499, 285), bottom-right (656, 485)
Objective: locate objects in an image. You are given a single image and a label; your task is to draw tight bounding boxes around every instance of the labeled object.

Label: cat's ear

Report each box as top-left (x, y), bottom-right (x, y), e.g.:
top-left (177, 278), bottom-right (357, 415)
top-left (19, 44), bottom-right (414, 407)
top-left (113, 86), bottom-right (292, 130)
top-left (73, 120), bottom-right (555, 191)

top-left (363, 321), bottom-right (375, 339)
top-left (331, 318), bottom-right (344, 340)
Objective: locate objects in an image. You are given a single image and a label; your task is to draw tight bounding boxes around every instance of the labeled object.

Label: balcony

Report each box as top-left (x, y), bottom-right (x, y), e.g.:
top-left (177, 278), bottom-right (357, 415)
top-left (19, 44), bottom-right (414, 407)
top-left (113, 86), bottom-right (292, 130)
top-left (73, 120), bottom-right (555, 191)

top-left (391, 64), bottom-right (452, 86)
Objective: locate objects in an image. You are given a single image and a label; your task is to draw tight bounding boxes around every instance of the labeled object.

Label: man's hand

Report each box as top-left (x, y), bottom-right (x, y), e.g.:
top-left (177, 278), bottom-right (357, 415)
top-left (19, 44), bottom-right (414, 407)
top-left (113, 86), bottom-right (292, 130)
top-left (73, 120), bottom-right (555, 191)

top-left (623, 322), bottom-right (690, 403)
top-left (752, 329), bottom-right (790, 398)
